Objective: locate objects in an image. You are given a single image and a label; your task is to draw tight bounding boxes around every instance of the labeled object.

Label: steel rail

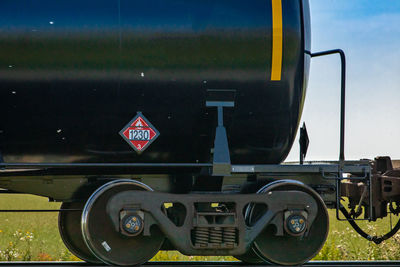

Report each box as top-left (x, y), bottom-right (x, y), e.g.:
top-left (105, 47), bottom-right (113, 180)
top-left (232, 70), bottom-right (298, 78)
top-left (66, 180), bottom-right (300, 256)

top-left (0, 209), bottom-right (81, 212)
top-left (0, 261), bottom-right (400, 266)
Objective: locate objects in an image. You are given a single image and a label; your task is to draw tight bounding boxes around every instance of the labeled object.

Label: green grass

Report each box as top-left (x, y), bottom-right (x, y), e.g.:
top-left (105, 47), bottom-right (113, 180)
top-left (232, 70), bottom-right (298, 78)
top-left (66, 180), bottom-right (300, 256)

top-left (314, 209), bottom-right (400, 261)
top-left (0, 195), bottom-right (73, 261)
top-left (0, 194), bottom-right (400, 261)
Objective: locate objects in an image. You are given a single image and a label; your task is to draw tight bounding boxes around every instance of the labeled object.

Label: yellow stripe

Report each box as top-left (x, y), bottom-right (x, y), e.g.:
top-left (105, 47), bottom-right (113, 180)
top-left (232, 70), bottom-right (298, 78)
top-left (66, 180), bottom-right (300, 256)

top-left (271, 0), bottom-right (283, 81)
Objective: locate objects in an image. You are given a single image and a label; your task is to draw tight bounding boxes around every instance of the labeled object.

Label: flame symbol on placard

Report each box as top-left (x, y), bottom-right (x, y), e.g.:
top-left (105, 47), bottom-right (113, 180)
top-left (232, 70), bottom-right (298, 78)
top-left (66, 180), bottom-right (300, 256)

top-left (135, 119), bottom-right (143, 127)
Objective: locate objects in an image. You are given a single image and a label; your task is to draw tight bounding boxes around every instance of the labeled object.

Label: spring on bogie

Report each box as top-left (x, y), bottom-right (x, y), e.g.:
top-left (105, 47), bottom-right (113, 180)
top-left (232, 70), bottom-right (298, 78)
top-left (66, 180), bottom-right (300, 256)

top-left (194, 227), bottom-right (209, 247)
top-left (209, 227), bottom-right (223, 244)
top-left (223, 227), bottom-right (236, 246)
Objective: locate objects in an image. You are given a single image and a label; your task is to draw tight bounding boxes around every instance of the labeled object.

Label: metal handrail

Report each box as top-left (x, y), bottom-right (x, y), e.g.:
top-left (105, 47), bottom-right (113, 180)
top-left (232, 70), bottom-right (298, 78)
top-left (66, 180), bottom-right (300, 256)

top-left (310, 49), bottom-right (346, 163)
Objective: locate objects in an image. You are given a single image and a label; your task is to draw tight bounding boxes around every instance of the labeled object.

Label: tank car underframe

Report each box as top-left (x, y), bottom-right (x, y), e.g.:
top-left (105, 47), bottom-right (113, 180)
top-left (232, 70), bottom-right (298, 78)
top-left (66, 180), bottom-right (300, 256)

top-left (0, 160), bottom-right (365, 202)
top-left (0, 159), bottom-right (397, 221)
top-left (0, 159), bottom-right (397, 223)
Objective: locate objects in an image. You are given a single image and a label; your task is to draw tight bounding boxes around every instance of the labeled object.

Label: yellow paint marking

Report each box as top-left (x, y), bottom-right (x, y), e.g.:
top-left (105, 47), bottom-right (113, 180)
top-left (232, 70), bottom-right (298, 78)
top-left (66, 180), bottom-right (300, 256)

top-left (271, 0), bottom-right (283, 81)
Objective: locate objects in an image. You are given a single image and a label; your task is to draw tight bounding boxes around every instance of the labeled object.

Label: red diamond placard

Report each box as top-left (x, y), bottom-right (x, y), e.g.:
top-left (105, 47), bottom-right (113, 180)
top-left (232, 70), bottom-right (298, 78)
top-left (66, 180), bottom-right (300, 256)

top-left (119, 112), bottom-right (160, 153)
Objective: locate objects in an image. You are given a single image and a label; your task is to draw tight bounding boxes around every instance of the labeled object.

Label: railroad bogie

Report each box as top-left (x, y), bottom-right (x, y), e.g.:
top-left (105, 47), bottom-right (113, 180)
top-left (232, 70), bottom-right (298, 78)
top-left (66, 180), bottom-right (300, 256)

top-left (75, 179), bottom-right (326, 265)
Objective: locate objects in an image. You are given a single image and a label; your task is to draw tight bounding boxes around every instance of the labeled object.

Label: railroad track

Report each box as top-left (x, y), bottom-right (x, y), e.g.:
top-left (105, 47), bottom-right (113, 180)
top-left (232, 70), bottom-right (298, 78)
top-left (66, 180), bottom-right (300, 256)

top-left (1, 262), bottom-right (400, 267)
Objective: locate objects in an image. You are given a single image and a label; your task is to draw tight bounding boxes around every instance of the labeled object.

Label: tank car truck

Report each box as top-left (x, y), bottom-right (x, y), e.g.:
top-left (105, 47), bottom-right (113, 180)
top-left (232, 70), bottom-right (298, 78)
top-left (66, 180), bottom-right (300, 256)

top-left (1, 0), bottom-right (400, 265)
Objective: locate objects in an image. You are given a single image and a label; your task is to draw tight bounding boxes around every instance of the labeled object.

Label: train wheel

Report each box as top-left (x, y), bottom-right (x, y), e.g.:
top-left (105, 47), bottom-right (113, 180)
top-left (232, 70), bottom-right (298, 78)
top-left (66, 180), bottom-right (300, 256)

top-left (234, 198), bottom-right (267, 264)
top-left (234, 248), bottom-right (265, 264)
top-left (81, 180), bottom-right (165, 266)
top-left (245, 180), bottom-right (329, 266)
top-left (58, 202), bottom-right (101, 263)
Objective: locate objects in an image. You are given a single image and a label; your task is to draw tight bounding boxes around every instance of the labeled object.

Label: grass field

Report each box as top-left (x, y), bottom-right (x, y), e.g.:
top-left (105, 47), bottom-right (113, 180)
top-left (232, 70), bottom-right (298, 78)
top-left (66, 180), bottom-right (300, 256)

top-left (0, 194), bottom-right (400, 262)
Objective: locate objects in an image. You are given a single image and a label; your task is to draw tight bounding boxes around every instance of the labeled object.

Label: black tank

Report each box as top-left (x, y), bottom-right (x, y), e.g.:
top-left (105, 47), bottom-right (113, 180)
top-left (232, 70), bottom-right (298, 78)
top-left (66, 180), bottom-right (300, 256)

top-left (0, 0), bottom-right (311, 165)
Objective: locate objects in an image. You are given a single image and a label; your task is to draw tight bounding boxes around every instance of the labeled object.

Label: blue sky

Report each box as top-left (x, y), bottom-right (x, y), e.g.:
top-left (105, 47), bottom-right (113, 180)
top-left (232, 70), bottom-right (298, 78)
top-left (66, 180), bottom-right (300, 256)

top-left (286, 0), bottom-right (400, 162)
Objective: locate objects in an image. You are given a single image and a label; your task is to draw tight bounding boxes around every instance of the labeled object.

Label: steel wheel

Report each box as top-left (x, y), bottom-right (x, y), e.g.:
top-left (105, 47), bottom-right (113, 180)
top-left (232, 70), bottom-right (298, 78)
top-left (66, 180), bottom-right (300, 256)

top-left (234, 248), bottom-right (265, 264)
top-left (234, 198), bottom-right (268, 264)
top-left (246, 180), bottom-right (329, 266)
top-left (81, 180), bottom-right (165, 266)
top-left (58, 202), bottom-right (101, 263)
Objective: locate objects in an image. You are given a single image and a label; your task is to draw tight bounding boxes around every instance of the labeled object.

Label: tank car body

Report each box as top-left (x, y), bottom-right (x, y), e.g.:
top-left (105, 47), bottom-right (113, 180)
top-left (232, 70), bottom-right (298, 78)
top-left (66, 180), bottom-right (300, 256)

top-left (1, 0), bottom-right (400, 266)
top-left (0, 0), bottom-right (309, 165)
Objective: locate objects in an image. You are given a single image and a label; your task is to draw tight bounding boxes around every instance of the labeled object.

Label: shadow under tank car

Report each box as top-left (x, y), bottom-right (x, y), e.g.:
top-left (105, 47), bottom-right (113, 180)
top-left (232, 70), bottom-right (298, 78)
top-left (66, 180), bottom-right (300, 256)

top-left (1, 0), bottom-right (400, 265)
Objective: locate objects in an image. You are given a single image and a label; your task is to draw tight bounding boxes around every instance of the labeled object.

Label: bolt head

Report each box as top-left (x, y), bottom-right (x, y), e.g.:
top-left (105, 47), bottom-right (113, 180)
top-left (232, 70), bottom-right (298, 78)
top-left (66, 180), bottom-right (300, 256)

top-left (121, 214), bottom-right (143, 236)
top-left (285, 214), bottom-right (307, 236)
